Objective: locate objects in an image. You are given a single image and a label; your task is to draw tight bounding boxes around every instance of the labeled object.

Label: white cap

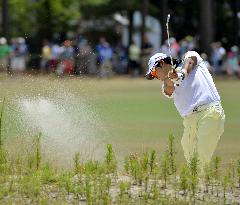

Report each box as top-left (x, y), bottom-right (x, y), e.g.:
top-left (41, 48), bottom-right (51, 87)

top-left (0, 37), bottom-right (7, 44)
top-left (146, 53), bottom-right (167, 76)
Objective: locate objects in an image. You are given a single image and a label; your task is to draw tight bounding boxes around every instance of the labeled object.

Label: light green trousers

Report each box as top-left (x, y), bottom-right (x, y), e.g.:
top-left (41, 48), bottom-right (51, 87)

top-left (181, 103), bottom-right (225, 170)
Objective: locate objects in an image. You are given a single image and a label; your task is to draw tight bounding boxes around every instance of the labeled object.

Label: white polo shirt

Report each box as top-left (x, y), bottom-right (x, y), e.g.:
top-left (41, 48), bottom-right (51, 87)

top-left (163, 51), bottom-right (220, 117)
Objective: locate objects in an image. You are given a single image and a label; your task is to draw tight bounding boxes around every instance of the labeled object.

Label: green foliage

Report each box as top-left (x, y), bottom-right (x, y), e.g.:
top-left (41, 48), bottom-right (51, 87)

top-left (0, 98), bottom-right (5, 148)
top-left (40, 163), bottom-right (57, 184)
top-left (0, 148), bottom-right (8, 165)
top-left (35, 132), bottom-right (41, 170)
top-left (124, 156), bottom-right (130, 173)
top-left (237, 158), bottom-right (240, 188)
top-left (188, 152), bottom-right (199, 197)
top-left (227, 159), bottom-right (235, 193)
top-left (20, 172), bottom-right (41, 198)
top-left (8, 0), bottom-right (108, 39)
top-left (73, 152), bottom-right (82, 174)
top-left (212, 156), bottom-right (221, 196)
top-left (167, 134), bottom-right (177, 175)
top-left (57, 172), bottom-right (74, 194)
top-left (84, 160), bottom-right (101, 175)
top-left (150, 179), bottom-right (161, 203)
top-left (85, 174), bottom-right (93, 203)
top-left (142, 152), bottom-right (149, 172)
top-left (105, 144), bottom-right (117, 174)
top-left (128, 153), bottom-right (143, 185)
top-left (118, 181), bottom-right (131, 204)
top-left (27, 132), bottom-right (42, 171)
top-left (213, 156), bottom-right (221, 181)
top-left (149, 150), bottom-right (157, 174)
top-left (203, 163), bottom-right (212, 193)
top-left (0, 100), bottom-right (8, 174)
top-left (179, 165), bottom-right (189, 195)
top-left (0, 139), bottom-right (240, 204)
top-left (222, 174), bottom-right (229, 199)
top-left (161, 151), bottom-right (170, 189)
top-left (96, 175), bottom-right (112, 204)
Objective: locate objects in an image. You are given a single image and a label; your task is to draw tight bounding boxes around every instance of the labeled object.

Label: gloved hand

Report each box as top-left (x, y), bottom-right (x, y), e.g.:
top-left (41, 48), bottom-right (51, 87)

top-left (167, 67), bottom-right (185, 85)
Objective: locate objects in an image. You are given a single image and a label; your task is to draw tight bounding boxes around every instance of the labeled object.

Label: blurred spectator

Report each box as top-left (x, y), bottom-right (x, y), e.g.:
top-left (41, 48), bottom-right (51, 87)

top-left (40, 40), bottom-right (51, 73)
top-left (201, 53), bottom-right (213, 74)
top-left (112, 43), bottom-right (128, 74)
top-left (75, 38), bottom-right (92, 75)
top-left (211, 42), bottom-right (226, 74)
top-left (0, 37), bottom-right (10, 71)
top-left (223, 46), bottom-right (240, 78)
top-left (169, 37), bottom-right (180, 58)
top-left (160, 40), bottom-right (169, 56)
top-left (50, 41), bottom-right (63, 71)
top-left (179, 39), bottom-right (188, 58)
top-left (96, 37), bottom-right (113, 78)
top-left (128, 40), bottom-right (141, 77)
top-left (185, 35), bottom-right (196, 51)
top-left (56, 40), bottom-right (74, 75)
top-left (141, 35), bottom-right (153, 74)
top-left (161, 37), bottom-right (181, 58)
top-left (10, 37), bottom-right (28, 71)
top-left (179, 36), bottom-right (197, 58)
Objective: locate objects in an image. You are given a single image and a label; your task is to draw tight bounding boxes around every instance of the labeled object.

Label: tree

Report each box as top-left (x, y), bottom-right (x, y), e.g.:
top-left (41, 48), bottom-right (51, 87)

top-left (2, 0), bottom-right (9, 39)
top-left (200, 0), bottom-right (214, 55)
top-left (141, 0), bottom-right (149, 48)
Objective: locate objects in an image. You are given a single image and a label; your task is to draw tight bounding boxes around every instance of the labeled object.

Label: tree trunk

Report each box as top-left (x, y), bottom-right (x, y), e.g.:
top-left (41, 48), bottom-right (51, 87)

top-left (2, 0), bottom-right (10, 40)
top-left (43, 0), bottom-right (52, 40)
top-left (127, 10), bottom-right (134, 74)
top-left (200, 0), bottom-right (214, 56)
top-left (128, 10), bottom-right (134, 48)
top-left (231, 0), bottom-right (240, 46)
top-left (159, 0), bottom-right (168, 45)
top-left (140, 0), bottom-right (149, 49)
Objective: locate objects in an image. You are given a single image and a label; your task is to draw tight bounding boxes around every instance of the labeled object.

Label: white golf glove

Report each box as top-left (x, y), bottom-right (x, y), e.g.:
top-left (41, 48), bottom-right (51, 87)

top-left (168, 67), bottom-right (186, 86)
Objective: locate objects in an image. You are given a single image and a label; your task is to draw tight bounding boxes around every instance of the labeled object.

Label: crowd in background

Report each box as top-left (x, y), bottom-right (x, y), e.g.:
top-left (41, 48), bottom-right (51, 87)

top-left (0, 37), bottom-right (28, 72)
top-left (0, 35), bottom-right (239, 78)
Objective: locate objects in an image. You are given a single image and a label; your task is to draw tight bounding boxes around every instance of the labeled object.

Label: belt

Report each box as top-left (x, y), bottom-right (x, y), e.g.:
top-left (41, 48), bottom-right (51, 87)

top-left (192, 101), bottom-right (221, 114)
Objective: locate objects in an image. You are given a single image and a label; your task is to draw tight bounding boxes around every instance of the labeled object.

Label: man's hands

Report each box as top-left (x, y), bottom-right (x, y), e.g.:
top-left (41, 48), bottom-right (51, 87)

top-left (166, 66), bottom-right (188, 85)
top-left (167, 69), bottom-right (178, 79)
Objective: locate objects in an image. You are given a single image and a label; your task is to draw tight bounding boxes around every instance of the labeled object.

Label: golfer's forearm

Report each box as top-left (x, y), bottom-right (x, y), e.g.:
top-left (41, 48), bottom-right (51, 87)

top-left (183, 56), bottom-right (197, 73)
top-left (163, 80), bottom-right (175, 97)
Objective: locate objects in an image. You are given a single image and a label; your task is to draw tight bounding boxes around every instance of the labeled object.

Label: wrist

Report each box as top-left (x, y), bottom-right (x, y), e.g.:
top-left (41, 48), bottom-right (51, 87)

top-left (164, 78), bottom-right (174, 86)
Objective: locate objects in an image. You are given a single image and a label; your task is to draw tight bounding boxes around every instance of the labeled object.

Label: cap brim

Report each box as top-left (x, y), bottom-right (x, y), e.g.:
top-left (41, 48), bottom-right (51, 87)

top-left (145, 72), bottom-right (154, 80)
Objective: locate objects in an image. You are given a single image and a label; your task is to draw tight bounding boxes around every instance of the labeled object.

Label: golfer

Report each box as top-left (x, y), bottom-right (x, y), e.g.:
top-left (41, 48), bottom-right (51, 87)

top-left (146, 51), bottom-right (225, 169)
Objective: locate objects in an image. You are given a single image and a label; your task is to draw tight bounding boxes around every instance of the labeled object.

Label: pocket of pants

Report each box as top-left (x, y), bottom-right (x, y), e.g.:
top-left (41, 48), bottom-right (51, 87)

top-left (213, 105), bottom-right (225, 119)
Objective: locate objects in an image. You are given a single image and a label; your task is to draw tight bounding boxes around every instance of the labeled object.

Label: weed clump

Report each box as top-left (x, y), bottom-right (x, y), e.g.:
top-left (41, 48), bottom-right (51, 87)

top-left (105, 144), bottom-right (117, 174)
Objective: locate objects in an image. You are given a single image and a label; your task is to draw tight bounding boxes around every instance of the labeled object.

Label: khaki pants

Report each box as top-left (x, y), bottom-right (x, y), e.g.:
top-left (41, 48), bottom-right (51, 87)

top-left (181, 103), bottom-right (225, 171)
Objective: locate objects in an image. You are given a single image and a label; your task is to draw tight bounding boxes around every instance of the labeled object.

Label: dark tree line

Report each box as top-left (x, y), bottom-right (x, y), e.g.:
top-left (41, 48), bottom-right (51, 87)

top-left (1, 0), bottom-right (239, 54)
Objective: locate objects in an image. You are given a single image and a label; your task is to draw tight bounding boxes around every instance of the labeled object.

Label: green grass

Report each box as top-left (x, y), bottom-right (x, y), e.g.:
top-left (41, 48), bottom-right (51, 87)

top-left (0, 134), bottom-right (240, 204)
top-left (0, 74), bottom-right (240, 165)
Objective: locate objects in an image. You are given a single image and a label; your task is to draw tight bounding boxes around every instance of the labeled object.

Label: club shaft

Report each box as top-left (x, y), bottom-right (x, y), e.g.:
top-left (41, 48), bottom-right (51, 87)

top-left (166, 14), bottom-right (174, 67)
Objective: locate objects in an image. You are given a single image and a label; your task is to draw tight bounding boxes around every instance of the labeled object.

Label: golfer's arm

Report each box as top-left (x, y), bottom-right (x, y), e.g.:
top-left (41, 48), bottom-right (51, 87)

top-left (163, 56), bottom-right (197, 97)
top-left (182, 56), bottom-right (197, 74)
top-left (163, 79), bottom-right (175, 97)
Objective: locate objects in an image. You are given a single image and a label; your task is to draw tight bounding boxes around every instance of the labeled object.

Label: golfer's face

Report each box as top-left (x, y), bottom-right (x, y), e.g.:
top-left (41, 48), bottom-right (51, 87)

top-left (155, 68), bottom-right (164, 81)
top-left (156, 62), bottom-right (172, 81)
top-left (155, 62), bottom-right (166, 81)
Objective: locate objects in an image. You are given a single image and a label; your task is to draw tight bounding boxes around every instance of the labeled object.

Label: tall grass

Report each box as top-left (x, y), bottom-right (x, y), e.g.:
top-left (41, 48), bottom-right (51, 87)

top-left (0, 106), bottom-right (239, 205)
top-left (0, 98), bottom-right (5, 148)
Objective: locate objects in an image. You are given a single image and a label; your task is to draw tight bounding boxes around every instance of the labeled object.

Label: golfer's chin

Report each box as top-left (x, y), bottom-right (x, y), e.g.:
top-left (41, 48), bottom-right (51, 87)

top-left (158, 76), bottom-right (165, 81)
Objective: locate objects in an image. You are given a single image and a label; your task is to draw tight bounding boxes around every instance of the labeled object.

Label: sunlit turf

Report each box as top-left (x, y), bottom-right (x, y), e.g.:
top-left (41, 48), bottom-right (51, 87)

top-left (0, 73), bottom-right (240, 164)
